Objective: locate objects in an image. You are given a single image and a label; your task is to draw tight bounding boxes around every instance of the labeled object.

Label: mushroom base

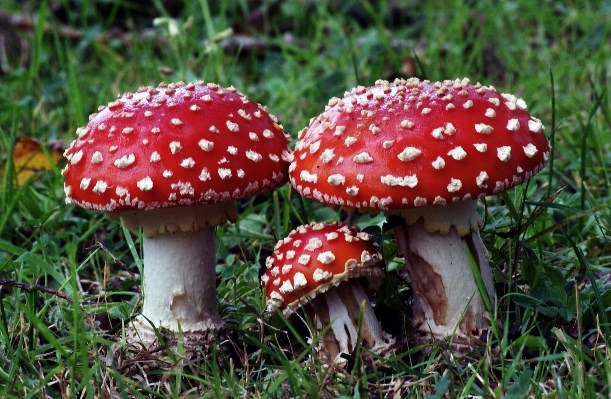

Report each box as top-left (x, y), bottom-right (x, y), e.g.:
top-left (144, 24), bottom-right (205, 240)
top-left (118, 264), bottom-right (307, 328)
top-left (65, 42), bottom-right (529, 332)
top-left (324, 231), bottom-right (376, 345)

top-left (394, 213), bottom-right (495, 352)
top-left (128, 225), bottom-right (225, 350)
top-left (306, 279), bottom-right (395, 365)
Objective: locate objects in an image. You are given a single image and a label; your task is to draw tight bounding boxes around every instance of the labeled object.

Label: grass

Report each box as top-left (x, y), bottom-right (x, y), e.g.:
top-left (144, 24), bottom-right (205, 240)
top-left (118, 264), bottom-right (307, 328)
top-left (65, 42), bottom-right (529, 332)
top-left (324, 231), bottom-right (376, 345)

top-left (1, 0), bottom-right (611, 397)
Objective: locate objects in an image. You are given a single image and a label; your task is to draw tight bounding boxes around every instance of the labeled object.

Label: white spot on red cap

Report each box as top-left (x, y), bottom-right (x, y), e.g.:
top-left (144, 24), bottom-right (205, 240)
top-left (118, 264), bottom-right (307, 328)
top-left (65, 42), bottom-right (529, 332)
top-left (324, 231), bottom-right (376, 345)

top-left (317, 251), bottom-right (335, 264)
top-left (92, 180), bottom-right (108, 194)
top-left (433, 196), bottom-right (447, 205)
top-left (327, 174), bottom-right (345, 186)
top-left (320, 148), bottom-right (335, 163)
top-left (170, 141), bottom-right (182, 154)
top-left (218, 168), bottom-right (232, 179)
top-left (325, 232), bottom-right (338, 240)
top-left (345, 137), bottom-right (357, 147)
top-left (447, 178), bottom-right (462, 192)
top-left (485, 108), bottom-right (496, 118)
top-left (238, 109), bottom-right (251, 120)
top-left (305, 238), bottom-right (323, 251)
top-left (246, 150), bottom-right (262, 162)
top-left (507, 119), bottom-right (520, 131)
top-left (293, 273), bottom-right (307, 290)
top-left (431, 127), bottom-right (444, 139)
top-left (80, 178), bottom-right (91, 190)
top-left (447, 146), bottom-right (467, 160)
top-left (444, 123), bottom-right (456, 135)
top-left (198, 139), bottom-right (214, 151)
top-left (475, 123), bottom-right (494, 134)
top-left (313, 268), bottom-right (332, 282)
top-left (474, 143), bottom-right (487, 152)
top-left (497, 146), bottom-right (512, 162)
top-left (226, 121), bottom-right (239, 132)
top-left (137, 177), bottom-right (153, 191)
top-left (298, 255), bottom-right (310, 265)
top-left (523, 143), bottom-right (538, 158)
top-left (528, 119), bottom-right (543, 133)
top-left (346, 186), bottom-right (359, 196)
top-left (381, 174), bottom-right (418, 188)
top-left (114, 153), bottom-right (135, 168)
top-left (279, 280), bottom-right (294, 294)
top-left (300, 170), bottom-right (318, 183)
top-left (199, 168), bottom-right (211, 181)
top-left (150, 152), bottom-right (161, 163)
top-left (70, 150), bottom-right (84, 165)
top-left (397, 147), bottom-right (421, 161)
top-left (476, 171), bottom-right (489, 188)
top-left (91, 151), bottom-right (103, 164)
top-left (171, 118), bottom-right (183, 126)
top-left (432, 156), bottom-right (445, 169)
top-left (400, 119), bottom-right (415, 128)
top-left (354, 152), bottom-right (373, 163)
top-left (181, 158), bottom-right (195, 168)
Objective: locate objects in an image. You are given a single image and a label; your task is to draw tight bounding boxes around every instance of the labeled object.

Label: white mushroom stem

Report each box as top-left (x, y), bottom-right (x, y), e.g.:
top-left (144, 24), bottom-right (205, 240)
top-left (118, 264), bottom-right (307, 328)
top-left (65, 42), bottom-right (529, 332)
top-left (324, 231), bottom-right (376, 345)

top-left (390, 199), bottom-right (495, 349)
top-left (138, 226), bottom-right (225, 332)
top-left (307, 279), bottom-right (395, 364)
top-left (109, 202), bottom-right (238, 342)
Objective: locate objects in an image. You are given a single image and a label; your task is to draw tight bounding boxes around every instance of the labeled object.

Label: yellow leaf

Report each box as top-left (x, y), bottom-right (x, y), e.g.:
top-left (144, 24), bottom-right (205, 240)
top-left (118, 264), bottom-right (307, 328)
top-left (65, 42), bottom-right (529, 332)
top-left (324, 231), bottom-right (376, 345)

top-left (1, 136), bottom-right (64, 186)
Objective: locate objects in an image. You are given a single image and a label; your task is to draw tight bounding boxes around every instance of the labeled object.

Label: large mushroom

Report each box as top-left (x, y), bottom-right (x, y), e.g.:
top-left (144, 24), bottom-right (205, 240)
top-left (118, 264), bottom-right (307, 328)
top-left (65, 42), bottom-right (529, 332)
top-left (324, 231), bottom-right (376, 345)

top-left (289, 78), bottom-right (550, 349)
top-left (63, 81), bottom-right (292, 346)
top-left (263, 222), bottom-right (394, 364)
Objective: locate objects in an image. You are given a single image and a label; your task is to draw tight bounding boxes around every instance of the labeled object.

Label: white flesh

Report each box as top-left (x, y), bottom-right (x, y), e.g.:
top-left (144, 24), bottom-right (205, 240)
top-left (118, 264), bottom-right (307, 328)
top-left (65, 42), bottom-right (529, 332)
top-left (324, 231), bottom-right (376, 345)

top-left (392, 200), bottom-right (495, 348)
top-left (111, 202), bottom-right (238, 345)
top-left (309, 280), bottom-right (395, 364)
top-left (137, 226), bottom-right (225, 333)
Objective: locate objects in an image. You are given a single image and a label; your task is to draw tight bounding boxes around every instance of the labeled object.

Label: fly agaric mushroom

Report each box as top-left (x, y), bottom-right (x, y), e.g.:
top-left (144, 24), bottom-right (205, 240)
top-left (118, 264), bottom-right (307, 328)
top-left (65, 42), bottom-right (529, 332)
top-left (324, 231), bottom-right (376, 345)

top-left (62, 81), bottom-right (292, 346)
top-left (289, 78), bottom-right (549, 349)
top-left (263, 222), bottom-right (394, 364)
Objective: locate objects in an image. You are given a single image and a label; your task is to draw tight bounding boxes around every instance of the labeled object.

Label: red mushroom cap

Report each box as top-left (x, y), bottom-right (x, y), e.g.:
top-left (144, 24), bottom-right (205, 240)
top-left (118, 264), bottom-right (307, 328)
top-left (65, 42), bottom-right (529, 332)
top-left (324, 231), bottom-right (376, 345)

top-left (63, 81), bottom-right (293, 212)
top-left (262, 222), bottom-right (384, 314)
top-left (289, 78), bottom-right (550, 211)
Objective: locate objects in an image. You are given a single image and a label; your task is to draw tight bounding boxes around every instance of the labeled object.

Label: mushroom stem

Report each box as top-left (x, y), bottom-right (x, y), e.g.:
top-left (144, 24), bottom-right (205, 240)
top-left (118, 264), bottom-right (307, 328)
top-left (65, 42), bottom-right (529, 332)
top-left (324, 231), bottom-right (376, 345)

top-left (308, 279), bottom-right (395, 364)
top-left (137, 226), bottom-right (225, 333)
top-left (393, 200), bottom-right (495, 350)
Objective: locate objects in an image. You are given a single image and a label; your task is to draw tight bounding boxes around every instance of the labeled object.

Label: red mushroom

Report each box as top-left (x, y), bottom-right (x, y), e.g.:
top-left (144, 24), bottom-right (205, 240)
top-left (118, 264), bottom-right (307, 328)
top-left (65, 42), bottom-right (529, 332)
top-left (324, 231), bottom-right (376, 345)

top-left (289, 78), bottom-right (550, 349)
top-left (63, 81), bottom-right (292, 346)
top-left (263, 222), bottom-right (394, 364)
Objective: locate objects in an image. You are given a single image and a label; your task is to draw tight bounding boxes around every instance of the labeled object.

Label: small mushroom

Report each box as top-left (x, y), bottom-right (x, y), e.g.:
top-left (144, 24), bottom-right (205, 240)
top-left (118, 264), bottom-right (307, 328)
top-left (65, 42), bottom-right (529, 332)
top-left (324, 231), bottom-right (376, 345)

top-left (63, 81), bottom-right (292, 348)
top-left (262, 222), bottom-right (394, 365)
top-left (289, 78), bottom-right (550, 350)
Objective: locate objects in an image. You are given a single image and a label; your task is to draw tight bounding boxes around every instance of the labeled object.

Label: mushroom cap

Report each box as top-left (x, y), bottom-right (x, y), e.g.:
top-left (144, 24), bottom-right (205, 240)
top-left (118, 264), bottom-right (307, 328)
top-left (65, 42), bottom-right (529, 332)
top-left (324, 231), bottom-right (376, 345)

top-left (262, 222), bottom-right (384, 315)
top-left (289, 78), bottom-right (550, 211)
top-left (63, 81), bottom-right (293, 212)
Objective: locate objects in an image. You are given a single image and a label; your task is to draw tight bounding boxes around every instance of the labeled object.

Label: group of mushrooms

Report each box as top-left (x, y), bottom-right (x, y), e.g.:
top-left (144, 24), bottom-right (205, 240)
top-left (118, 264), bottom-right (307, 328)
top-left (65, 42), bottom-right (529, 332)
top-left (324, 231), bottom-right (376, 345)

top-left (62, 77), bottom-right (550, 364)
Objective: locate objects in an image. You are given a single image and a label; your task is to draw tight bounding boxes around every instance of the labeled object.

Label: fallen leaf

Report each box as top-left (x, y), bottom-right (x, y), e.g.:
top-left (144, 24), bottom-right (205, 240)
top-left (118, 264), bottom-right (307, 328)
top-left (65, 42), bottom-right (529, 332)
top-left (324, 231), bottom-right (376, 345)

top-left (1, 136), bottom-right (64, 185)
